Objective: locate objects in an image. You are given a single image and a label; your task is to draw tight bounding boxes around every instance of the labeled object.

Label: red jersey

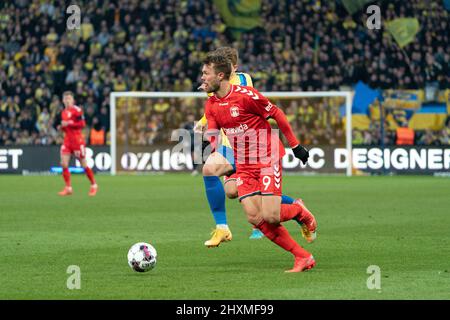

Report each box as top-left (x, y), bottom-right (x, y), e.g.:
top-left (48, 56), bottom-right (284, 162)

top-left (205, 85), bottom-right (299, 170)
top-left (61, 105), bottom-right (86, 145)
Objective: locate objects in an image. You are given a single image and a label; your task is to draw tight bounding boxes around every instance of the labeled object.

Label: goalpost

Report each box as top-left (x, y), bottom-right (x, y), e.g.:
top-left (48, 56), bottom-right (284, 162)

top-left (109, 91), bottom-right (353, 176)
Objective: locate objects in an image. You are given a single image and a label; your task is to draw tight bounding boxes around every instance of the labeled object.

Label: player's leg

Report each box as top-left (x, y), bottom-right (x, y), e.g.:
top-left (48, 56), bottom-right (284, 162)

top-left (76, 145), bottom-right (98, 196)
top-left (224, 173), bottom-right (304, 240)
top-left (240, 194), bottom-right (263, 225)
top-left (223, 173), bottom-right (266, 240)
top-left (240, 194), bottom-right (314, 272)
top-left (58, 145), bottom-right (73, 196)
top-left (261, 194), bottom-right (311, 225)
top-left (223, 175), bottom-right (238, 199)
top-left (259, 194), bottom-right (315, 272)
top-left (261, 196), bottom-right (317, 240)
top-left (241, 192), bottom-right (299, 239)
top-left (227, 177), bottom-right (264, 240)
top-left (280, 195), bottom-right (317, 242)
top-left (202, 146), bottom-right (234, 247)
top-left (280, 195), bottom-right (309, 225)
top-left (260, 162), bottom-right (317, 243)
top-left (291, 199), bottom-right (318, 243)
top-left (281, 195), bottom-right (295, 204)
top-left (279, 197), bottom-right (318, 243)
top-left (238, 171), bottom-right (314, 272)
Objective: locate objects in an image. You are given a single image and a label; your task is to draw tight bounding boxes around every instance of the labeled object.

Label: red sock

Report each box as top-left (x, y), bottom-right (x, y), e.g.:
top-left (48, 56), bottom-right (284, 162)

top-left (85, 167), bottom-right (96, 185)
top-left (62, 167), bottom-right (71, 187)
top-left (280, 204), bottom-right (301, 222)
top-left (256, 220), bottom-right (310, 258)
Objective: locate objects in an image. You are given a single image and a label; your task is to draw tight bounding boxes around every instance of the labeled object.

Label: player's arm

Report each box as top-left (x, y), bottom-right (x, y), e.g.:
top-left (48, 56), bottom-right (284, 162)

top-left (69, 115), bottom-right (86, 129)
top-left (199, 114), bottom-right (208, 126)
top-left (194, 114), bottom-right (208, 133)
top-left (268, 107), bottom-right (309, 164)
top-left (248, 88), bottom-right (310, 164)
top-left (66, 111), bottom-right (86, 129)
top-left (54, 112), bottom-right (62, 130)
top-left (204, 103), bottom-right (221, 152)
top-left (194, 91), bottom-right (214, 133)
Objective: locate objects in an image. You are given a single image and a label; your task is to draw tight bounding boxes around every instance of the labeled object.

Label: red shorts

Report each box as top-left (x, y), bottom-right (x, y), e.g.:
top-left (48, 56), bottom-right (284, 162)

top-left (61, 143), bottom-right (86, 159)
top-left (236, 160), bottom-right (282, 201)
top-left (223, 173), bottom-right (237, 184)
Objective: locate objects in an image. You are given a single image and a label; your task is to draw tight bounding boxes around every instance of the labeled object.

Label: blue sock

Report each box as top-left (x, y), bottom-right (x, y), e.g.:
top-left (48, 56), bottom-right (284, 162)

top-left (281, 195), bottom-right (295, 204)
top-left (203, 176), bottom-right (227, 225)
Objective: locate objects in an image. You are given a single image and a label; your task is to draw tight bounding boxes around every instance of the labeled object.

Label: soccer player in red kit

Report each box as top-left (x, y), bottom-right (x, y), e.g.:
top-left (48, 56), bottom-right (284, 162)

top-left (58, 91), bottom-right (98, 196)
top-left (202, 53), bottom-right (317, 272)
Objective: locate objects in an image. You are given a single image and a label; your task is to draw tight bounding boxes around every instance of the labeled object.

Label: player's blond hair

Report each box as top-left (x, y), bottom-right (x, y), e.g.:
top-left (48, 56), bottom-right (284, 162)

top-left (63, 91), bottom-right (74, 98)
top-left (214, 47), bottom-right (239, 66)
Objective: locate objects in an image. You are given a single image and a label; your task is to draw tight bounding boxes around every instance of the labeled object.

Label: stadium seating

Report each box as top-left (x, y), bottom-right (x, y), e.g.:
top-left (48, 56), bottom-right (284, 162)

top-left (0, 1), bottom-right (448, 147)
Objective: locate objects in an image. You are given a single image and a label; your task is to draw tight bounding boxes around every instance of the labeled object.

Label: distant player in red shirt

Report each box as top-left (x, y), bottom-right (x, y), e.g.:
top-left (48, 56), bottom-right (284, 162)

top-left (58, 91), bottom-right (98, 196)
top-left (202, 53), bottom-right (317, 272)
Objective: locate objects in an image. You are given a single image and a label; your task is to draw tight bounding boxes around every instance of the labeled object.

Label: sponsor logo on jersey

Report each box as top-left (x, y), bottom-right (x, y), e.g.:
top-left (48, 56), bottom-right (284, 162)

top-left (230, 106), bottom-right (240, 117)
top-left (219, 102), bottom-right (229, 106)
top-left (265, 102), bottom-right (273, 112)
top-left (223, 123), bottom-right (248, 135)
top-left (236, 177), bottom-right (243, 186)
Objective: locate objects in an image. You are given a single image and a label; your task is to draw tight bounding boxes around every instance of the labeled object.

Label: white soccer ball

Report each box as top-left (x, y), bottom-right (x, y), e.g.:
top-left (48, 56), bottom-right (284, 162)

top-left (127, 242), bottom-right (157, 272)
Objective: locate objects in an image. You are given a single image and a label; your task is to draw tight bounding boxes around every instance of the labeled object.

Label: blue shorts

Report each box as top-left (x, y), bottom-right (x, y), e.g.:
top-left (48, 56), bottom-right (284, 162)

top-left (217, 145), bottom-right (236, 172)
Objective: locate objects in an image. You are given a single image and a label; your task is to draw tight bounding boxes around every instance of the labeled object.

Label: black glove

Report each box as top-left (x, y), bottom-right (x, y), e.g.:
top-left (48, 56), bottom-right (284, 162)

top-left (292, 145), bottom-right (309, 165)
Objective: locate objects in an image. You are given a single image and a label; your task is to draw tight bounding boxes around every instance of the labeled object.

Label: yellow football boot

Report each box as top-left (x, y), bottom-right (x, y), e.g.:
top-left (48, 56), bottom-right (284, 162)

top-left (204, 228), bottom-right (232, 248)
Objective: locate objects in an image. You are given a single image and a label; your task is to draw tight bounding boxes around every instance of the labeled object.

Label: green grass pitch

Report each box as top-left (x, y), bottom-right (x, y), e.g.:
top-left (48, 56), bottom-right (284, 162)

top-left (0, 174), bottom-right (449, 299)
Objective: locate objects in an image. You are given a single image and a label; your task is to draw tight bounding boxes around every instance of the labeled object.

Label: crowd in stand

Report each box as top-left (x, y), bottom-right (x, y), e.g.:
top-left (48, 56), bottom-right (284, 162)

top-left (114, 96), bottom-right (346, 146)
top-left (353, 121), bottom-right (450, 146)
top-left (0, 0), bottom-right (448, 147)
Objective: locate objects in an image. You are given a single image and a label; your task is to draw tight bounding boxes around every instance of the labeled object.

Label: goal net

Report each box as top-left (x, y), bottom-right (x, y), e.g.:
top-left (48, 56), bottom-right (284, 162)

top-left (109, 91), bottom-right (353, 176)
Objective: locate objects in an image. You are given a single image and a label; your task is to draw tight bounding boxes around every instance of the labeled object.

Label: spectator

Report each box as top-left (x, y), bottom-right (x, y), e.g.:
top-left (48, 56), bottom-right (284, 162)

top-left (0, 0), bottom-right (447, 147)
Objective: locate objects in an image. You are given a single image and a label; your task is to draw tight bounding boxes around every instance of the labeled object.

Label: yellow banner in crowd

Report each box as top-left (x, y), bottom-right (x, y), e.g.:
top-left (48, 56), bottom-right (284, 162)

top-left (213, 0), bottom-right (262, 31)
top-left (446, 89), bottom-right (450, 114)
top-left (341, 0), bottom-right (375, 15)
top-left (383, 89), bottom-right (423, 110)
top-left (386, 18), bottom-right (420, 48)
